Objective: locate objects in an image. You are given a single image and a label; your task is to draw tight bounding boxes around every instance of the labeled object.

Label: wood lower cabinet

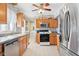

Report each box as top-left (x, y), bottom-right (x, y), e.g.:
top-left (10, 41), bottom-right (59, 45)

top-left (50, 33), bottom-right (57, 45)
top-left (50, 33), bottom-right (60, 47)
top-left (0, 3), bottom-right (7, 24)
top-left (36, 33), bottom-right (40, 44)
top-left (19, 35), bottom-right (28, 56)
top-left (57, 35), bottom-right (60, 48)
top-left (0, 44), bottom-right (3, 56)
top-left (0, 44), bottom-right (2, 56)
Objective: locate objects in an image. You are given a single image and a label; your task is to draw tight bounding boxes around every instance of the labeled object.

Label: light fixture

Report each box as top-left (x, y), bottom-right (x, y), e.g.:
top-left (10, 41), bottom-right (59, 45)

top-left (38, 9), bottom-right (44, 14)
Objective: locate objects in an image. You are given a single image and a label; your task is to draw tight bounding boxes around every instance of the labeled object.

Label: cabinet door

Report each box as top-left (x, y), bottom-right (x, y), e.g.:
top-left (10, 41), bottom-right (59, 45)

top-left (50, 33), bottom-right (57, 45)
top-left (19, 38), bottom-right (24, 56)
top-left (57, 36), bottom-right (60, 48)
top-left (0, 44), bottom-right (2, 56)
top-left (43, 18), bottom-right (49, 23)
top-left (50, 36), bottom-right (57, 45)
top-left (36, 18), bottom-right (49, 28)
top-left (0, 3), bottom-right (7, 24)
top-left (36, 19), bottom-right (39, 28)
top-left (50, 36), bottom-right (54, 45)
top-left (49, 19), bottom-right (58, 28)
top-left (53, 36), bottom-right (57, 45)
top-left (26, 35), bottom-right (29, 47)
top-left (16, 12), bottom-right (25, 27)
top-left (22, 36), bottom-right (27, 50)
top-left (0, 44), bottom-right (2, 53)
top-left (36, 19), bottom-right (42, 28)
top-left (36, 33), bottom-right (40, 44)
top-left (19, 36), bottom-right (27, 56)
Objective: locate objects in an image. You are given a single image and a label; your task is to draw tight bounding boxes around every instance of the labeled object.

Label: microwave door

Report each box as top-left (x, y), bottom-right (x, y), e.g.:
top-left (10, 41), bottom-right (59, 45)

top-left (40, 23), bottom-right (48, 28)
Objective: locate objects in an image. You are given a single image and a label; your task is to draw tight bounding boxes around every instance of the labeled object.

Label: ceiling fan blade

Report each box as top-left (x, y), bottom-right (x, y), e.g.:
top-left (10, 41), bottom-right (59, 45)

top-left (32, 4), bottom-right (51, 11)
top-left (44, 3), bottom-right (50, 6)
top-left (11, 3), bottom-right (17, 5)
top-left (32, 4), bottom-right (41, 9)
top-left (44, 9), bottom-right (51, 11)
top-left (32, 9), bottom-right (39, 11)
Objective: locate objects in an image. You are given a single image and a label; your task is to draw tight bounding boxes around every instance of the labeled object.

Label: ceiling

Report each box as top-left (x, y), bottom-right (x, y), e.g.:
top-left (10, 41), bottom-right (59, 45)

top-left (9, 3), bottom-right (65, 21)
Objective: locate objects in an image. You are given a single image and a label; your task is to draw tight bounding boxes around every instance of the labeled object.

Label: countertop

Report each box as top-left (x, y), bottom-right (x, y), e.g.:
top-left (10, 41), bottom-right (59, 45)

top-left (36, 28), bottom-right (61, 35)
top-left (0, 31), bottom-right (30, 44)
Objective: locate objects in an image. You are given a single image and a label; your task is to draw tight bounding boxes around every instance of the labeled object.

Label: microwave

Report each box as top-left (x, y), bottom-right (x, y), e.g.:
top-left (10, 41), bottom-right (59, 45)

top-left (40, 23), bottom-right (48, 28)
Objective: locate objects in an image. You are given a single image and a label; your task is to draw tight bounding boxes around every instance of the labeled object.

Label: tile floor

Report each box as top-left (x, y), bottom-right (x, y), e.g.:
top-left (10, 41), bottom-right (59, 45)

top-left (23, 31), bottom-right (60, 56)
top-left (23, 41), bottom-right (59, 56)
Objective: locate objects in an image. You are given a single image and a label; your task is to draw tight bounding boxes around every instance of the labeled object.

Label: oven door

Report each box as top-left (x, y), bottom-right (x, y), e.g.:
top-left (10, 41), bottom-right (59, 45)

top-left (40, 34), bottom-right (49, 42)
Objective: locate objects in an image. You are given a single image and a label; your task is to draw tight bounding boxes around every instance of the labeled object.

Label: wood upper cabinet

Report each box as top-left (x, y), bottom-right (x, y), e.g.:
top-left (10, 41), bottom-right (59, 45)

top-left (0, 3), bottom-right (7, 24)
top-left (36, 33), bottom-right (40, 44)
top-left (36, 18), bottom-right (42, 28)
top-left (42, 18), bottom-right (48, 23)
top-left (36, 17), bottom-right (58, 28)
top-left (49, 18), bottom-right (58, 28)
top-left (50, 33), bottom-right (57, 45)
top-left (42, 18), bottom-right (48, 22)
top-left (36, 18), bottom-right (49, 28)
top-left (16, 12), bottom-right (25, 27)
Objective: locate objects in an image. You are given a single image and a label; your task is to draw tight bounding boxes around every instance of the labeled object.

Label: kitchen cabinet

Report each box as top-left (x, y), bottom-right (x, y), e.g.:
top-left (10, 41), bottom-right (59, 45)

top-left (42, 18), bottom-right (48, 23)
top-left (0, 3), bottom-right (7, 24)
top-left (19, 35), bottom-right (28, 56)
top-left (0, 44), bottom-right (2, 56)
top-left (36, 18), bottom-right (49, 28)
top-left (36, 19), bottom-right (42, 28)
top-left (36, 33), bottom-right (40, 44)
top-left (16, 12), bottom-right (25, 27)
top-left (57, 35), bottom-right (60, 48)
top-left (43, 18), bottom-right (49, 26)
top-left (50, 33), bottom-right (57, 45)
top-left (0, 44), bottom-right (4, 56)
top-left (50, 33), bottom-right (60, 47)
top-left (49, 19), bottom-right (58, 28)
top-left (36, 19), bottom-right (39, 28)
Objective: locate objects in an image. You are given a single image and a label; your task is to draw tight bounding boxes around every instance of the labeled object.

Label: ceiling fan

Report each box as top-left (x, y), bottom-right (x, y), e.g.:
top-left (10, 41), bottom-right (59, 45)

top-left (32, 3), bottom-right (51, 11)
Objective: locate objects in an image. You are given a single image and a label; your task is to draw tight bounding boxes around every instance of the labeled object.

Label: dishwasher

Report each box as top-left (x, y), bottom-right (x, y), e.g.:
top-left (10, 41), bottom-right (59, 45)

top-left (4, 38), bottom-right (19, 56)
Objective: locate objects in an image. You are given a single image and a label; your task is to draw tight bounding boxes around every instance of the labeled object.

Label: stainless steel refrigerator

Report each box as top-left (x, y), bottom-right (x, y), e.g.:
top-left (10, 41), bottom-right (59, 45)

top-left (60, 4), bottom-right (79, 55)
